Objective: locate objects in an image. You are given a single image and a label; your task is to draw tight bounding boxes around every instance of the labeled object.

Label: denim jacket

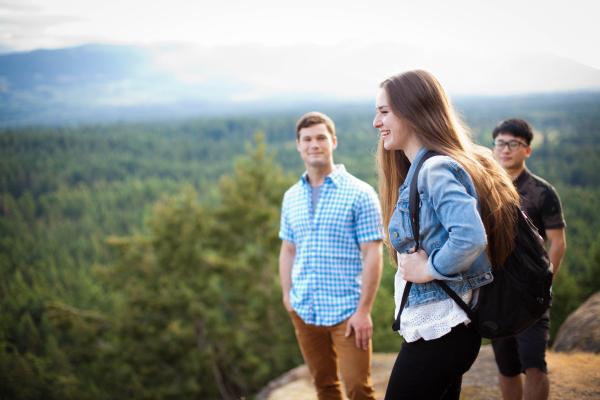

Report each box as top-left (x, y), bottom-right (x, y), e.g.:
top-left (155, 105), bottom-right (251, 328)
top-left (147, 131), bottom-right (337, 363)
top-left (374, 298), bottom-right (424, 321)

top-left (389, 147), bottom-right (494, 307)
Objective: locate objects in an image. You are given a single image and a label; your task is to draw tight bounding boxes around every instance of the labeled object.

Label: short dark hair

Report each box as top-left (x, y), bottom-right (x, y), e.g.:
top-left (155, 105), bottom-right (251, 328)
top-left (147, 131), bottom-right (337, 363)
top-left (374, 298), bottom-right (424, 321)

top-left (295, 112), bottom-right (336, 140)
top-left (492, 118), bottom-right (534, 145)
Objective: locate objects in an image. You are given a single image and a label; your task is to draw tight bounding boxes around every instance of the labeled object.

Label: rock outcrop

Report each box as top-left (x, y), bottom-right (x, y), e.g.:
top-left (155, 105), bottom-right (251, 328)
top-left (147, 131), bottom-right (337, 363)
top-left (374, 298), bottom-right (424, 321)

top-left (553, 291), bottom-right (600, 353)
top-left (259, 345), bottom-right (600, 399)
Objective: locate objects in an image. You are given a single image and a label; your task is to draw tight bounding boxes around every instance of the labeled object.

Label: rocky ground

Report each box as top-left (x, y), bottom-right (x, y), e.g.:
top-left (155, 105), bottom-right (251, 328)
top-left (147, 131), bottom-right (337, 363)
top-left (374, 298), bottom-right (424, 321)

top-left (259, 345), bottom-right (600, 400)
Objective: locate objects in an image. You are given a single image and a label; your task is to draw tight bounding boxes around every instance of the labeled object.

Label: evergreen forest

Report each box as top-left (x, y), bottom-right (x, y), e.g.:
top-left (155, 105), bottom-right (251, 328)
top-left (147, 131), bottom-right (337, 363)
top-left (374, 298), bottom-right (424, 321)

top-left (1, 92), bottom-right (600, 399)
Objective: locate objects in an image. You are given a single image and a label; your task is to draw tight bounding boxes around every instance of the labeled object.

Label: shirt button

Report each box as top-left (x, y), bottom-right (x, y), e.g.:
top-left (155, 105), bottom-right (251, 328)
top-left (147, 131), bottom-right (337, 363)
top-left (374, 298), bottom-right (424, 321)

top-left (484, 273), bottom-right (492, 280)
top-left (393, 231), bottom-right (399, 238)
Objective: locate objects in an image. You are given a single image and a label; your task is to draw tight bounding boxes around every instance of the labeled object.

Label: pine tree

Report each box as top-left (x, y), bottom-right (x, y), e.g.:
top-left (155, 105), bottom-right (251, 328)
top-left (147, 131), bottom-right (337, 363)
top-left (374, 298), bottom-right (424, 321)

top-left (101, 133), bottom-right (299, 399)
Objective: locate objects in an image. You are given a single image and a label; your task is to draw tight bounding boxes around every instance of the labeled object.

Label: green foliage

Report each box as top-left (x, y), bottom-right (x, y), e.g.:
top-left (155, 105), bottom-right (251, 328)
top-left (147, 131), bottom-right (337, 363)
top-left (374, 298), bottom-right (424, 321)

top-left (93, 134), bottom-right (299, 399)
top-left (372, 256), bottom-right (403, 352)
top-left (1, 93), bottom-right (599, 398)
top-left (550, 265), bottom-right (583, 339)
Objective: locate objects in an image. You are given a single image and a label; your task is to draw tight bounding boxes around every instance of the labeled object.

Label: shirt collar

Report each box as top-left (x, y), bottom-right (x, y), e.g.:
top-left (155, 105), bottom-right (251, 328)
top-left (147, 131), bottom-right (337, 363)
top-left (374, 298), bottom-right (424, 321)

top-left (301, 164), bottom-right (346, 188)
top-left (514, 167), bottom-right (531, 189)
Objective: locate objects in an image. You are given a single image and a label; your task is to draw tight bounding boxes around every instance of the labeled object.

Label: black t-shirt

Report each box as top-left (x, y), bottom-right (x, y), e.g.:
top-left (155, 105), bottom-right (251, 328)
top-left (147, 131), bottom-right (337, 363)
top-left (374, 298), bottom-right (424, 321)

top-left (514, 168), bottom-right (566, 240)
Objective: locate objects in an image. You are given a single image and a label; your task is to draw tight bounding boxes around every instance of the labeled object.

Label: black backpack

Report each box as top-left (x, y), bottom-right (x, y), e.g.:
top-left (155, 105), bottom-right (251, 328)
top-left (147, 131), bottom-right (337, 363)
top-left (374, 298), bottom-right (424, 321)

top-left (392, 151), bottom-right (553, 339)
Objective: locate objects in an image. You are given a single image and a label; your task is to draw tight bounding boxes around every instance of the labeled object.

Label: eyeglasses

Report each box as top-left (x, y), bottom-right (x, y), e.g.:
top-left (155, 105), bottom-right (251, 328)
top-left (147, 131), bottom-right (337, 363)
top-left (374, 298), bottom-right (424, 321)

top-left (493, 139), bottom-right (528, 151)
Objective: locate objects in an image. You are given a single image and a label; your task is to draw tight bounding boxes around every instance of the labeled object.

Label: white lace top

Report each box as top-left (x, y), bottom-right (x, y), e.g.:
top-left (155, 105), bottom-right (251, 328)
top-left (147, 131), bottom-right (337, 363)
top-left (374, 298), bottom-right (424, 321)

top-left (394, 256), bottom-right (474, 342)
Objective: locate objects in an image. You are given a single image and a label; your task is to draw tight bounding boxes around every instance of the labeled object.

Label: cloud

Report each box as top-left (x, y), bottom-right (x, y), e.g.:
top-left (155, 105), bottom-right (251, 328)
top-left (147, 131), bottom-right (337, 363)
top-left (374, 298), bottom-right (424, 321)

top-left (0, 14), bottom-right (81, 30)
top-left (0, 0), bottom-right (86, 51)
top-left (0, 0), bottom-right (598, 69)
top-left (144, 43), bottom-right (600, 101)
top-left (0, 0), bottom-right (40, 12)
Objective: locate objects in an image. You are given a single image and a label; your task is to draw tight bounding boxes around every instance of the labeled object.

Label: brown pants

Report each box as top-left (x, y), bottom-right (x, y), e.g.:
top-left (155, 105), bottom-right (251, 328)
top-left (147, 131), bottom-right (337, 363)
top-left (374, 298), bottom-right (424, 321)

top-left (290, 311), bottom-right (376, 400)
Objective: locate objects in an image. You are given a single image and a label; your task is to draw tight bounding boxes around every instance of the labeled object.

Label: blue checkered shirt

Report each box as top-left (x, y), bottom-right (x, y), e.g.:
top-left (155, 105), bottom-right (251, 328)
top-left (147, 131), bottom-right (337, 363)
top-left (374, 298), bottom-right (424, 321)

top-left (279, 165), bottom-right (383, 326)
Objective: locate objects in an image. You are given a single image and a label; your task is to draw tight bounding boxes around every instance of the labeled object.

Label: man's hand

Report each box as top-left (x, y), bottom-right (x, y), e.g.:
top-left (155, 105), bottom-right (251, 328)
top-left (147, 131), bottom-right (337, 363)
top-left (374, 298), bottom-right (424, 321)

top-left (343, 240), bottom-right (382, 351)
top-left (398, 249), bottom-right (433, 283)
top-left (545, 228), bottom-right (566, 275)
top-left (344, 311), bottom-right (372, 350)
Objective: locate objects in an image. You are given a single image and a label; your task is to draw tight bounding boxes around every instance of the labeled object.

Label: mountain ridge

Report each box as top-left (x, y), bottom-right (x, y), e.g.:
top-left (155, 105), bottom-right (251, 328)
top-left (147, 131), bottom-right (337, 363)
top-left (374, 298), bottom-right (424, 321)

top-left (1, 43), bottom-right (600, 126)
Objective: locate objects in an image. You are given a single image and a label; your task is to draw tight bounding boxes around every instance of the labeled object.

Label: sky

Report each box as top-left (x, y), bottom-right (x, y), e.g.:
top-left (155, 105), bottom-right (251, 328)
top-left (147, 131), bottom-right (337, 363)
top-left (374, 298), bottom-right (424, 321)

top-left (1, 0), bottom-right (598, 69)
top-left (0, 0), bottom-right (599, 101)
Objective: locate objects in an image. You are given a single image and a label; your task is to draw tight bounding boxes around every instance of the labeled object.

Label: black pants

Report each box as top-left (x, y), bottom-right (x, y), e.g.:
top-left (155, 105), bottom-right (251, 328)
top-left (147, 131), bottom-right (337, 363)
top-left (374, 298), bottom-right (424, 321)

top-left (384, 323), bottom-right (481, 400)
top-left (491, 310), bottom-right (550, 376)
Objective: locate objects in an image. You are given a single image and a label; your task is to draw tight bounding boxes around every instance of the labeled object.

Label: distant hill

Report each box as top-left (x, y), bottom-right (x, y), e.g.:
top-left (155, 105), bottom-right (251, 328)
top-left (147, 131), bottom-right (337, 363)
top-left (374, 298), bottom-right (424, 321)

top-left (0, 44), bottom-right (239, 126)
top-left (1, 43), bottom-right (600, 126)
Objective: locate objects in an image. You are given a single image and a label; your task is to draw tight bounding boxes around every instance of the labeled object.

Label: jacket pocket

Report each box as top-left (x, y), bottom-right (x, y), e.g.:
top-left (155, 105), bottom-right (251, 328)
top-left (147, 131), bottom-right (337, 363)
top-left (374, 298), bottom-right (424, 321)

top-left (396, 200), bottom-right (413, 239)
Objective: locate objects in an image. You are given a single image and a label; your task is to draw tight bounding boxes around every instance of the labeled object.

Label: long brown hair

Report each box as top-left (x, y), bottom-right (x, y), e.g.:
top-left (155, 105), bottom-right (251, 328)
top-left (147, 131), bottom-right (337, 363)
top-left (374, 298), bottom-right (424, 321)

top-left (376, 70), bottom-right (519, 267)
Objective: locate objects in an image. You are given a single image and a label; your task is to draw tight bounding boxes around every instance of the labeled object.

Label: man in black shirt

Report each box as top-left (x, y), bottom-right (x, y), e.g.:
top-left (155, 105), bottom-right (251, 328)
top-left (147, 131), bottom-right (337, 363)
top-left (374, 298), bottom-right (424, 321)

top-left (491, 118), bottom-right (567, 400)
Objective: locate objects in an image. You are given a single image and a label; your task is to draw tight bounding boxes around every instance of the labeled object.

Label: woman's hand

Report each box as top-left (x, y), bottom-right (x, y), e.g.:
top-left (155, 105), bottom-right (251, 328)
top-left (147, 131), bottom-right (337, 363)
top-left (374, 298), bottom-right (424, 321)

top-left (398, 249), bottom-right (434, 283)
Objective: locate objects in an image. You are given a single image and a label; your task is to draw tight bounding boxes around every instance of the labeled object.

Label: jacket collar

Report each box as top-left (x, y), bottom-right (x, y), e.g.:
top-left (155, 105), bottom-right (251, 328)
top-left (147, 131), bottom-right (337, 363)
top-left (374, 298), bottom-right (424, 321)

top-left (400, 147), bottom-right (428, 191)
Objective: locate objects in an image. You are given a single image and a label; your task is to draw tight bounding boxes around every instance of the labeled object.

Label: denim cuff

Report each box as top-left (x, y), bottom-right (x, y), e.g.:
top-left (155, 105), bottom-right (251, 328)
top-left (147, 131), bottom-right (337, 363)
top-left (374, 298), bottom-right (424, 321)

top-left (427, 258), bottom-right (463, 281)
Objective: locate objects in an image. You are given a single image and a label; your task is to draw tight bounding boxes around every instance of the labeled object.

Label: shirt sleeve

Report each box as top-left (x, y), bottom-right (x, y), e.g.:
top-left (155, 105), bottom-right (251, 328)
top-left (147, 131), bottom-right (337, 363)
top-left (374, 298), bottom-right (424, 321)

top-left (279, 193), bottom-right (295, 243)
top-left (419, 158), bottom-right (488, 281)
top-left (541, 185), bottom-right (566, 230)
top-left (354, 187), bottom-right (384, 243)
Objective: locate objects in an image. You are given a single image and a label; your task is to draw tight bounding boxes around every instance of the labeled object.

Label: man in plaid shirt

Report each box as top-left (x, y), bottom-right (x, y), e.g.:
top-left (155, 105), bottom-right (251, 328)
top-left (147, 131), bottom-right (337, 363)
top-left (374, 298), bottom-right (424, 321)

top-left (279, 112), bottom-right (383, 400)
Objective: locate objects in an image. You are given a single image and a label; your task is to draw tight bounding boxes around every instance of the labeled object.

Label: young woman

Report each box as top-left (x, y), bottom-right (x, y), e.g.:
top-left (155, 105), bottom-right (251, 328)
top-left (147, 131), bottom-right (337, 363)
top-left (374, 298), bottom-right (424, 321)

top-left (373, 70), bottom-right (520, 399)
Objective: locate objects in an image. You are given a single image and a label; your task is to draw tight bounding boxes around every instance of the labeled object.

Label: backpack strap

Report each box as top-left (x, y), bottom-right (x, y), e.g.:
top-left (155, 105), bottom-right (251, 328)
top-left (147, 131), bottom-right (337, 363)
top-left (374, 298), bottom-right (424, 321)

top-left (435, 281), bottom-right (476, 321)
top-left (392, 150), bottom-right (439, 332)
